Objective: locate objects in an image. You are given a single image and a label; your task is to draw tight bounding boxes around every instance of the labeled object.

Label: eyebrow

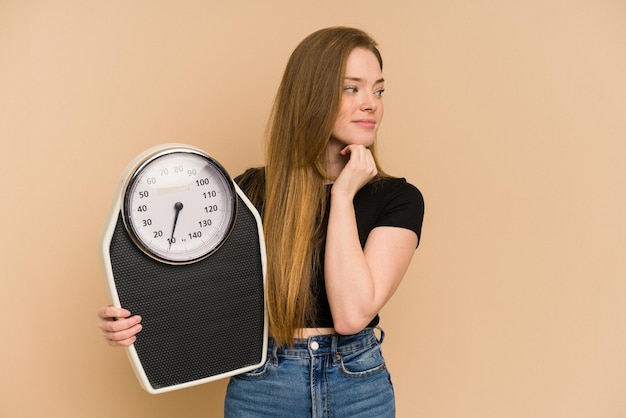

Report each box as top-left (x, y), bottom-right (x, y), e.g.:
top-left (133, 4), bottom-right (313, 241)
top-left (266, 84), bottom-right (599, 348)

top-left (344, 76), bottom-right (385, 84)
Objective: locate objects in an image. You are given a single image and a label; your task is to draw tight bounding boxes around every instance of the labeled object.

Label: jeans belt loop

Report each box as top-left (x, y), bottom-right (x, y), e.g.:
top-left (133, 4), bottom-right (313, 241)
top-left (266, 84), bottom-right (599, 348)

top-left (271, 340), bottom-right (279, 366)
top-left (331, 334), bottom-right (340, 364)
top-left (375, 325), bottom-right (385, 344)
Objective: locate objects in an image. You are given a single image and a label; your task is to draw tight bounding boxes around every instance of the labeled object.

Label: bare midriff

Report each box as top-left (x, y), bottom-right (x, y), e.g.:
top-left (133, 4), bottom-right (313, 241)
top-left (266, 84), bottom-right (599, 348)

top-left (294, 327), bottom-right (336, 339)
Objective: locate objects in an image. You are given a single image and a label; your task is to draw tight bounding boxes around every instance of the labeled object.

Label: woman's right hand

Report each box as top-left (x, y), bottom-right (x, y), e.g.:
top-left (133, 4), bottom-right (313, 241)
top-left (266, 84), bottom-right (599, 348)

top-left (331, 144), bottom-right (378, 199)
top-left (97, 306), bottom-right (142, 347)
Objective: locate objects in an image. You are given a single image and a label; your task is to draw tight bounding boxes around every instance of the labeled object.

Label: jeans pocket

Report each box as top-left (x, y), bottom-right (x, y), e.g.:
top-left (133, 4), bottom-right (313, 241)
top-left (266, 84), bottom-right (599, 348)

top-left (339, 344), bottom-right (387, 378)
top-left (232, 357), bottom-right (273, 381)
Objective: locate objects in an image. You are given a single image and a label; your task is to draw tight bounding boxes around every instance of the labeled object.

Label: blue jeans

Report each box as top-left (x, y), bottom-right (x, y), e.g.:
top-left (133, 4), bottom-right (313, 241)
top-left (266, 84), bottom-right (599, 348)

top-left (224, 327), bottom-right (395, 417)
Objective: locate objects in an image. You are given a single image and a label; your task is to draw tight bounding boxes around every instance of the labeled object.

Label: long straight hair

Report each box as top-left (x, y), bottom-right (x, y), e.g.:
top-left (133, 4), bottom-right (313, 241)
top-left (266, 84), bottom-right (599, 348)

top-left (248, 27), bottom-right (384, 347)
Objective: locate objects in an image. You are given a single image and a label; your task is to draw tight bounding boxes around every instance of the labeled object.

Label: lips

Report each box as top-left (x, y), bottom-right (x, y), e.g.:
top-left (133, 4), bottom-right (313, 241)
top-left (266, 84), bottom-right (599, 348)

top-left (353, 119), bottom-right (376, 128)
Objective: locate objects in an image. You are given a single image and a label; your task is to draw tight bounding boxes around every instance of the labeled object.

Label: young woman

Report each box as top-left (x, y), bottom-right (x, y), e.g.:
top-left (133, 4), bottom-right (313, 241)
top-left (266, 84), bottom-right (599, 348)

top-left (98, 26), bottom-right (424, 417)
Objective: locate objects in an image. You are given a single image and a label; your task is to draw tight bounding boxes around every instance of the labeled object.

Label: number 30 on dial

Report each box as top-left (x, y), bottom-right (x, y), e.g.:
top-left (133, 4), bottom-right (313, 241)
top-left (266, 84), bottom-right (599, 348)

top-left (122, 146), bottom-right (237, 264)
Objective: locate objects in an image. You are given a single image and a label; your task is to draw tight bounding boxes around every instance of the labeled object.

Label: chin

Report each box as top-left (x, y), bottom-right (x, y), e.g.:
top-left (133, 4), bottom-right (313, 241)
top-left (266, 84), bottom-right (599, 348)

top-left (356, 138), bottom-right (376, 148)
top-left (330, 134), bottom-right (376, 148)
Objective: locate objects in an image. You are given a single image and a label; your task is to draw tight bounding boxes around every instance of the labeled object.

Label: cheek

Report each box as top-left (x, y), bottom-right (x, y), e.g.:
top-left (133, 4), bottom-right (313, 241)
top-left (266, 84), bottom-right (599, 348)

top-left (333, 107), bottom-right (350, 130)
top-left (336, 101), bottom-right (351, 119)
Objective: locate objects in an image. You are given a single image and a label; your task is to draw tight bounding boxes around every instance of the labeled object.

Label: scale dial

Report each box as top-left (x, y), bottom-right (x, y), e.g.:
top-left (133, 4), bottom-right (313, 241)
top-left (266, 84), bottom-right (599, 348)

top-left (122, 147), bottom-right (236, 264)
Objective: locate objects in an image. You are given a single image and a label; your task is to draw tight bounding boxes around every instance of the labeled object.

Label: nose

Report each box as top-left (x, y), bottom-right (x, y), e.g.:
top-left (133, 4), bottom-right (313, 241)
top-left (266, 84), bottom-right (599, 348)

top-left (361, 93), bottom-right (378, 112)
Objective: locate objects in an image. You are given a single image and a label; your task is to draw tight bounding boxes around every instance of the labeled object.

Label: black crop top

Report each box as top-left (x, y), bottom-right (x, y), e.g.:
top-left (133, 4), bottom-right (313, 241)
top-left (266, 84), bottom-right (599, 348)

top-left (235, 169), bottom-right (425, 329)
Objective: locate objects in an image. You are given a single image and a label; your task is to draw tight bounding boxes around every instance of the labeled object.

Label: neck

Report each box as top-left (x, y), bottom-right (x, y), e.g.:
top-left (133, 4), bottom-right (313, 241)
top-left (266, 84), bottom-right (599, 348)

top-left (325, 139), bottom-right (348, 180)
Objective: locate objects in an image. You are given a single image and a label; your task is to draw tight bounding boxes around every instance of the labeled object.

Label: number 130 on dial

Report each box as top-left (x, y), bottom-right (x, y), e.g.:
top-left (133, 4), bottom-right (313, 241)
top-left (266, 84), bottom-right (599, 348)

top-left (122, 147), bottom-right (237, 264)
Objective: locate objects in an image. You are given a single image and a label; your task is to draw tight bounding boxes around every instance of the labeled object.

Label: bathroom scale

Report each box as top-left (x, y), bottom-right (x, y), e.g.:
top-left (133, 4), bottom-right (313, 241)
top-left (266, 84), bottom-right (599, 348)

top-left (100, 143), bottom-right (267, 394)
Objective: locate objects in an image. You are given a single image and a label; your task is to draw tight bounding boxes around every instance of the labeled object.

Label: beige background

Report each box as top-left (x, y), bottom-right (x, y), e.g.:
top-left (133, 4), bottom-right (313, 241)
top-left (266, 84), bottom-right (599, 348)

top-left (1, 0), bottom-right (625, 417)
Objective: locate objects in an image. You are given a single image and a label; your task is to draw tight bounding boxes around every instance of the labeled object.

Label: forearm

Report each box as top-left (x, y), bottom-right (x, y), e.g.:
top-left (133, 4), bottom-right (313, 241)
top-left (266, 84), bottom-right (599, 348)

top-left (323, 145), bottom-right (417, 334)
top-left (324, 193), bottom-right (377, 334)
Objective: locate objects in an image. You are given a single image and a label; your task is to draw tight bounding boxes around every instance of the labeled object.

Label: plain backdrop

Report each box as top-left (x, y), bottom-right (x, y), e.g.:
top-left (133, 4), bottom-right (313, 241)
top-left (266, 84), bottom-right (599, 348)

top-left (1, 1), bottom-right (625, 417)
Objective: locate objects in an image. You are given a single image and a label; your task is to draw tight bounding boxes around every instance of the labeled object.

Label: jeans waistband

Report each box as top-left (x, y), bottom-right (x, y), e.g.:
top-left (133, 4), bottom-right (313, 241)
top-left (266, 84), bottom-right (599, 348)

top-left (268, 327), bottom-right (384, 359)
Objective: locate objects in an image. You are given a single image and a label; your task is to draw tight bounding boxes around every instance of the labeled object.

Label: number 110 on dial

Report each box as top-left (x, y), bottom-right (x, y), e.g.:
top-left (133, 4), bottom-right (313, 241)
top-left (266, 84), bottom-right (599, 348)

top-left (122, 148), bottom-right (236, 264)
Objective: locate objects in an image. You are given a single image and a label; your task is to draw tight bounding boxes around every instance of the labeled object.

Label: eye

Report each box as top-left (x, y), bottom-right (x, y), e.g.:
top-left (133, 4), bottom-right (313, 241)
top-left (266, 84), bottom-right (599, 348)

top-left (374, 88), bottom-right (385, 97)
top-left (343, 86), bottom-right (358, 93)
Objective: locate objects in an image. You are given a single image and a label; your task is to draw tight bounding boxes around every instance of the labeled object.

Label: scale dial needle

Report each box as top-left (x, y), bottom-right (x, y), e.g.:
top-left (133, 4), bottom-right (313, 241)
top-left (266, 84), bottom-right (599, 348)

top-left (169, 201), bottom-right (184, 248)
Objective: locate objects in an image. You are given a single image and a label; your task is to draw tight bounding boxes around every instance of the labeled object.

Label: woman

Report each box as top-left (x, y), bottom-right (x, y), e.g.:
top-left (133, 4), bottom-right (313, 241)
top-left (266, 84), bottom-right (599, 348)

top-left (98, 26), bottom-right (424, 417)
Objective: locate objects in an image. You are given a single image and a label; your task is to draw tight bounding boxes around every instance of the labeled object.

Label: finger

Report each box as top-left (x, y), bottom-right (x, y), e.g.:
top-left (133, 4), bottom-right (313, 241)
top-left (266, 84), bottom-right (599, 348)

top-left (102, 322), bottom-right (142, 343)
top-left (339, 145), bottom-right (351, 156)
top-left (98, 314), bottom-right (142, 332)
top-left (339, 144), bottom-right (366, 156)
top-left (97, 305), bottom-right (131, 320)
top-left (105, 334), bottom-right (137, 348)
top-left (365, 149), bottom-right (377, 169)
top-left (348, 146), bottom-right (372, 167)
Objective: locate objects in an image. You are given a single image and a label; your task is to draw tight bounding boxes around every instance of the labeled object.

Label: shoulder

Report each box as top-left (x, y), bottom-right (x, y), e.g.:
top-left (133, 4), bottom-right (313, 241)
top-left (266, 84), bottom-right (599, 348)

top-left (234, 167), bottom-right (265, 214)
top-left (234, 167), bottom-right (264, 191)
top-left (362, 176), bottom-right (424, 208)
top-left (356, 176), bottom-right (425, 245)
top-left (234, 166), bottom-right (264, 184)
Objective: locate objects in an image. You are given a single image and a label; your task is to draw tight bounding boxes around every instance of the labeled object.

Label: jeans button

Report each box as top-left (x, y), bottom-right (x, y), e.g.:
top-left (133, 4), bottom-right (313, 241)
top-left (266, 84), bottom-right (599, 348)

top-left (310, 341), bottom-right (319, 350)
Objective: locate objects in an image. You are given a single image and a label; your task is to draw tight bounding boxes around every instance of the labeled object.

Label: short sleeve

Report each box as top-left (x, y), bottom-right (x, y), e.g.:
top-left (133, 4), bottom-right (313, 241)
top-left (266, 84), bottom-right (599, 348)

top-left (234, 167), bottom-right (265, 216)
top-left (234, 168), bottom-right (259, 193)
top-left (375, 178), bottom-right (425, 247)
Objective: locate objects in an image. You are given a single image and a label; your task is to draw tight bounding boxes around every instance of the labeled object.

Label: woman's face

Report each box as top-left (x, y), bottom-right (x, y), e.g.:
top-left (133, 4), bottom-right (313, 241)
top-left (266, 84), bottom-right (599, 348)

top-left (330, 47), bottom-right (385, 150)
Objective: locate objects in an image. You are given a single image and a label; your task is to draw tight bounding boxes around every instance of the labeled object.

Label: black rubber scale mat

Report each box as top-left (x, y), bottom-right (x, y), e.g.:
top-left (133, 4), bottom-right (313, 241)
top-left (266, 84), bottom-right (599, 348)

top-left (108, 195), bottom-right (265, 391)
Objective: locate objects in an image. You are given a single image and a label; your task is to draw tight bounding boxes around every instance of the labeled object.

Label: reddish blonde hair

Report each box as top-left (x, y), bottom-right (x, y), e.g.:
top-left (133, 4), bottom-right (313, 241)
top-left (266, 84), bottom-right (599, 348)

top-left (249, 27), bottom-right (384, 346)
